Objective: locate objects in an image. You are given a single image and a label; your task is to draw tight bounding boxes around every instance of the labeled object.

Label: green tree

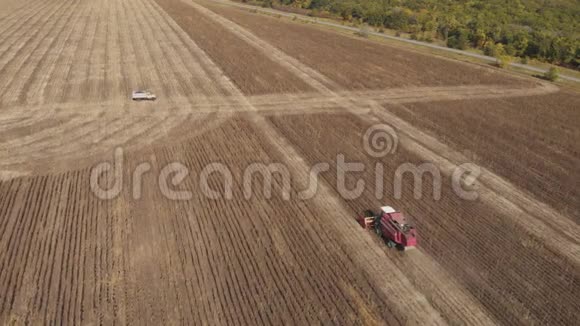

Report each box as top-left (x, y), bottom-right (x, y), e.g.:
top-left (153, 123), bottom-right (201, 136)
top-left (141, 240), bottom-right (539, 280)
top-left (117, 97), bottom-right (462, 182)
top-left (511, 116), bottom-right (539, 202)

top-left (544, 67), bottom-right (559, 81)
top-left (278, 0), bottom-right (580, 70)
top-left (447, 29), bottom-right (469, 50)
top-left (512, 31), bottom-right (529, 56)
top-left (496, 55), bottom-right (511, 68)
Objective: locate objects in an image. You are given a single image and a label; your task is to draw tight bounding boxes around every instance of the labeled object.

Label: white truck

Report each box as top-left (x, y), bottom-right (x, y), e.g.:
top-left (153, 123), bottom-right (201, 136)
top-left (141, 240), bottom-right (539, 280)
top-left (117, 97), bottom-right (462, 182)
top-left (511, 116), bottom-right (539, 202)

top-left (132, 90), bottom-right (156, 101)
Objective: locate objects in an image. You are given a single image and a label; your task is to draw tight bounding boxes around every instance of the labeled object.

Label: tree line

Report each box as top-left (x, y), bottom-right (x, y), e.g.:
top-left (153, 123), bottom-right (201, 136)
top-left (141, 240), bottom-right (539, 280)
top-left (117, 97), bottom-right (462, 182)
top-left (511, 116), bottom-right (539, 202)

top-left (255, 0), bottom-right (579, 69)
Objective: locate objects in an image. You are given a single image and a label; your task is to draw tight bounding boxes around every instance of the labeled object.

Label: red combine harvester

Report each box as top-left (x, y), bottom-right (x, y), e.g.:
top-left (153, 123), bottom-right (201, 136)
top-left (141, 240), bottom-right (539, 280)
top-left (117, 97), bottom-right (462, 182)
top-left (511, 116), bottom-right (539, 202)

top-left (360, 206), bottom-right (417, 250)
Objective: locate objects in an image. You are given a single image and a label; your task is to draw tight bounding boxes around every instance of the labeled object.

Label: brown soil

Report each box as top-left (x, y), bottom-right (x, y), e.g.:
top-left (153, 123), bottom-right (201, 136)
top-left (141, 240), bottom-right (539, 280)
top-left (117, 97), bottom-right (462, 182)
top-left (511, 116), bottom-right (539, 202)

top-left (269, 112), bottom-right (580, 325)
top-left (155, 0), bottom-right (314, 95)
top-left (387, 91), bottom-right (580, 221)
top-left (1, 0), bottom-right (579, 324)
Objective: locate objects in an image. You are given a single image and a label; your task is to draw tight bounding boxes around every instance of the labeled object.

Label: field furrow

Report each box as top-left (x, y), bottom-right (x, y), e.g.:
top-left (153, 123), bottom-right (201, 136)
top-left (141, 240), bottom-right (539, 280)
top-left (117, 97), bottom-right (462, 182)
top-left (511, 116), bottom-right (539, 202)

top-left (63, 1), bottom-right (100, 102)
top-left (24, 1), bottom-right (94, 105)
top-left (0, 1), bottom-right (74, 103)
top-left (2, 0), bottom-right (85, 105)
top-left (0, 0), bottom-right (60, 55)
